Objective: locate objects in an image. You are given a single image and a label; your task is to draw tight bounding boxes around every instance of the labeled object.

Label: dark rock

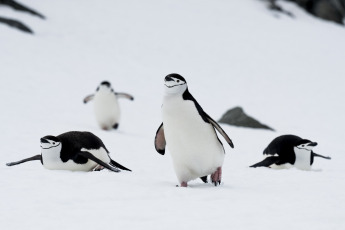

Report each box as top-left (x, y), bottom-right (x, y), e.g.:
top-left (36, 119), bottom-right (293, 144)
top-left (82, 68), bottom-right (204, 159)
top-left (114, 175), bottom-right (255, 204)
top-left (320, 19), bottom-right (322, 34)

top-left (218, 107), bottom-right (274, 131)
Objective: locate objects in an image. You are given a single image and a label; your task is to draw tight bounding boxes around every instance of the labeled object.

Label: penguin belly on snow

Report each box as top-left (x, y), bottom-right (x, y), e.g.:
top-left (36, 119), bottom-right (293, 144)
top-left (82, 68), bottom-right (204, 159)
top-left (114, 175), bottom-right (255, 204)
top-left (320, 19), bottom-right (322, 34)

top-left (250, 135), bottom-right (331, 170)
top-left (154, 73), bottom-right (234, 187)
top-left (84, 81), bottom-right (134, 130)
top-left (6, 131), bottom-right (131, 172)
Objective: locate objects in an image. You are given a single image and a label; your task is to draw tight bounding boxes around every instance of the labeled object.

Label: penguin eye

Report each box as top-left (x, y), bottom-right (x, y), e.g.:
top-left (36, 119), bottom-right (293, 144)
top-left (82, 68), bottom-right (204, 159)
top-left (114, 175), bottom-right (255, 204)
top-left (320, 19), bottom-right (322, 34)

top-left (302, 145), bottom-right (305, 147)
top-left (52, 142), bottom-right (55, 145)
top-left (177, 80), bottom-right (180, 83)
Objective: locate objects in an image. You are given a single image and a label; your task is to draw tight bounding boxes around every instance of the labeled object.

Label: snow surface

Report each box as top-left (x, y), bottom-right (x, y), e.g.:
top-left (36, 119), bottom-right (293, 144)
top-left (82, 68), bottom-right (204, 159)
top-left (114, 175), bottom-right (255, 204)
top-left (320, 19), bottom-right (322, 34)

top-left (1, 0), bottom-right (345, 229)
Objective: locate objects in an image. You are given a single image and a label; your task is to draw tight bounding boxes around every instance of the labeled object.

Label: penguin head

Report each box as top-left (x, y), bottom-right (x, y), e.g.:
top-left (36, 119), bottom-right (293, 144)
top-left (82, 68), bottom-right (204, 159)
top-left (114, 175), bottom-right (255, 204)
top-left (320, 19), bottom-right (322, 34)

top-left (164, 73), bottom-right (187, 95)
top-left (295, 139), bottom-right (318, 151)
top-left (40, 136), bottom-right (61, 150)
top-left (96, 81), bottom-right (113, 92)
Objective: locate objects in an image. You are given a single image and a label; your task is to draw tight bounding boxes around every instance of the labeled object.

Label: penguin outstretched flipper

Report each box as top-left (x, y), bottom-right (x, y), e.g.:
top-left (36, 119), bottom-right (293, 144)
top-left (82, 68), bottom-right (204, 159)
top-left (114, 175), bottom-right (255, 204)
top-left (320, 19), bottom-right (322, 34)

top-left (78, 151), bottom-right (120, 172)
top-left (115, 92), bottom-right (134, 100)
top-left (110, 159), bottom-right (132, 171)
top-left (312, 152), bottom-right (331, 160)
top-left (154, 123), bottom-right (166, 155)
top-left (83, 94), bottom-right (94, 104)
top-left (250, 156), bottom-right (280, 168)
top-left (6, 155), bottom-right (42, 166)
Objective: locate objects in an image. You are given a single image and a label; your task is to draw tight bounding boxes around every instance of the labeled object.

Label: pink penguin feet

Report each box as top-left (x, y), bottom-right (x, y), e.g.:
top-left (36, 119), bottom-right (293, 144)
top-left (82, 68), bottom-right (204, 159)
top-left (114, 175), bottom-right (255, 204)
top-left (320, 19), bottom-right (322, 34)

top-left (179, 181), bottom-right (188, 187)
top-left (211, 167), bottom-right (222, 186)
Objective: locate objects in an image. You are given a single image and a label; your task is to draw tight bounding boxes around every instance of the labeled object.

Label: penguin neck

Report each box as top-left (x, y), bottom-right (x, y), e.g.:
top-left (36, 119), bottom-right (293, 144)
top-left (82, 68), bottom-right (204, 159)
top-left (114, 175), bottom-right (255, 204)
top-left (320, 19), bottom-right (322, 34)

top-left (41, 145), bottom-right (63, 168)
top-left (293, 147), bottom-right (312, 170)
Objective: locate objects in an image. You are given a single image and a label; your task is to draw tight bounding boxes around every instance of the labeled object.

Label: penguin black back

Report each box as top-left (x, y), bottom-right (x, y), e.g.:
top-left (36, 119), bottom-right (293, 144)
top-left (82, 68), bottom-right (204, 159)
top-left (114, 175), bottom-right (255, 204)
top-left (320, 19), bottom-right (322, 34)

top-left (264, 135), bottom-right (303, 164)
top-left (56, 131), bottom-right (109, 163)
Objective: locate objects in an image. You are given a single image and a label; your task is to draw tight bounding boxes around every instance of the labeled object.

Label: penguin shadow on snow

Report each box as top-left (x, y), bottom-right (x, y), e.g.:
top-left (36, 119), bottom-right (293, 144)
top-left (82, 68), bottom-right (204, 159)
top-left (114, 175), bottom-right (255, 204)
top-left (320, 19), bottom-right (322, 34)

top-left (83, 81), bottom-right (134, 131)
top-left (6, 131), bottom-right (132, 173)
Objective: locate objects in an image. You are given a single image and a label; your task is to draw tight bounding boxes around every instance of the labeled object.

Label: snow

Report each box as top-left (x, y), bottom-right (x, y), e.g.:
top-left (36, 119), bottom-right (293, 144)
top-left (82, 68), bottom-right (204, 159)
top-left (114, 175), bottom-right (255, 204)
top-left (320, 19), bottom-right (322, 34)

top-left (1, 0), bottom-right (345, 229)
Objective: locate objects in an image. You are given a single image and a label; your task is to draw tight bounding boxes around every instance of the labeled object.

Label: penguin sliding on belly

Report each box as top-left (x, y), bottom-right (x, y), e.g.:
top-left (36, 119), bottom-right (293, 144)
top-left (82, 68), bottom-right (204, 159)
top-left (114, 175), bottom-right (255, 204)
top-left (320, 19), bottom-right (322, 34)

top-left (84, 81), bottom-right (134, 130)
top-left (250, 135), bottom-right (331, 170)
top-left (6, 131), bottom-right (131, 172)
top-left (154, 73), bottom-right (234, 187)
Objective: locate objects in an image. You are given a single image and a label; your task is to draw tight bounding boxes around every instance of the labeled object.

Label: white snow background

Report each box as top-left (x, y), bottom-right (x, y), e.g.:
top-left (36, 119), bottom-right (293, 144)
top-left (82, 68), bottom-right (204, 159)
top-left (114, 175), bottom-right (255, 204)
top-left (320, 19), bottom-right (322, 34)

top-left (1, 0), bottom-right (344, 229)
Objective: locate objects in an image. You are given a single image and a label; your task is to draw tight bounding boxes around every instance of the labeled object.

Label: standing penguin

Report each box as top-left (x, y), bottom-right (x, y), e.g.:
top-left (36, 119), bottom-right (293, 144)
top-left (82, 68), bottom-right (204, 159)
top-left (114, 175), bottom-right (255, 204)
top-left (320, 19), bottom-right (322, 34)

top-left (84, 81), bottom-right (134, 130)
top-left (6, 131), bottom-right (131, 172)
top-left (154, 73), bottom-right (234, 187)
top-left (250, 135), bottom-right (331, 170)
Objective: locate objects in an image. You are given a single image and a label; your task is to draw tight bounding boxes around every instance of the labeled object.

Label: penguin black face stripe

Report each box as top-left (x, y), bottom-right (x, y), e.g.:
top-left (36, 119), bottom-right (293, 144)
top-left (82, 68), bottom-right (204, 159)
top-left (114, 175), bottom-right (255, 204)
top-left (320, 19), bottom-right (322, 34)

top-left (164, 74), bottom-right (187, 89)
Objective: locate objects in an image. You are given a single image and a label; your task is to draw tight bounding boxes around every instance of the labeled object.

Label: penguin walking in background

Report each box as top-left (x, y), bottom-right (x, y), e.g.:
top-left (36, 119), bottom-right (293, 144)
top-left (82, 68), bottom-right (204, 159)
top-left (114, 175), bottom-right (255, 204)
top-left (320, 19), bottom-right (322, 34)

top-left (6, 131), bottom-right (131, 172)
top-left (154, 73), bottom-right (234, 187)
top-left (250, 135), bottom-right (331, 170)
top-left (84, 81), bottom-right (134, 130)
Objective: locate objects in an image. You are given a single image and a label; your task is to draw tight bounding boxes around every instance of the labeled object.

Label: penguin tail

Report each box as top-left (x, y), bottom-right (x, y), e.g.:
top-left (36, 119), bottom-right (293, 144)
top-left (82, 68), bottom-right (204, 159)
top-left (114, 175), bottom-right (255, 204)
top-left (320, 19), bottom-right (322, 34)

top-left (312, 152), bottom-right (331, 160)
top-left (200, 176), bottom-right (208, 183)
top-left (250, 156), bottom-right (279, 168)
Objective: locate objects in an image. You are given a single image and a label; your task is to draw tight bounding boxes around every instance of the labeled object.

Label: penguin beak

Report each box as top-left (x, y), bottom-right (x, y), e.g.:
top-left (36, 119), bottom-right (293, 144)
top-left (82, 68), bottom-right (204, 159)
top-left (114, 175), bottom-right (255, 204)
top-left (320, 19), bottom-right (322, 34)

top-left (165, 76), bottom-right (174, 82)
top-left (40, 138), bottom-right (49, 144)
top-left (307, 142), bottom-right (318, 147)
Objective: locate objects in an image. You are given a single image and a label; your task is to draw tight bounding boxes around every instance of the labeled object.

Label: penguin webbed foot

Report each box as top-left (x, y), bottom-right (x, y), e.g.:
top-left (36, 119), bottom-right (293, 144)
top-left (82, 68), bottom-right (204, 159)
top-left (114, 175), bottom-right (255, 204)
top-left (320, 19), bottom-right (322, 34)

top-left (93, 165), bottom-right (105, 171)
top-left (211, 167), bottom-right (222, 186)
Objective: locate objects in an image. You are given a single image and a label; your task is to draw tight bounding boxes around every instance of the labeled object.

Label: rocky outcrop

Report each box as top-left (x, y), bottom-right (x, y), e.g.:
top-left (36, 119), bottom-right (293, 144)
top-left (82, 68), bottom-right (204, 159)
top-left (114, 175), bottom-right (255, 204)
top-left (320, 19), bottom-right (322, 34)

top-left (218, 107), bottom-right (274, 131)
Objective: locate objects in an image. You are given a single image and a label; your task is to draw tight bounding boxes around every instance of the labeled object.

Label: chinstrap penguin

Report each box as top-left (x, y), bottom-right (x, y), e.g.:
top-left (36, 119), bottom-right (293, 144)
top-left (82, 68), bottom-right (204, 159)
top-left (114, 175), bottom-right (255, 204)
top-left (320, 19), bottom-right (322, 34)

top-left (6, 131), bottom-right (131, 172)
top-left (250, 134), bottom-right (331, 170)
top-left (154, 73), bottom-right (234, 187)
top-left (84, 81), bottom-right (134, 130)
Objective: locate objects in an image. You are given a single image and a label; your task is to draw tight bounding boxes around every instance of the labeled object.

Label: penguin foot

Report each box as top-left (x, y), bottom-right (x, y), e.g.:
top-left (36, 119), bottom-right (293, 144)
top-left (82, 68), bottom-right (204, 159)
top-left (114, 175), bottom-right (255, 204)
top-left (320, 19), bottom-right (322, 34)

top-left (211, 167), bottom-right (222, 186)
top-left (180, 182), bottom-right (188, 187)
top-left (93, 165), bottom-right (105, 171)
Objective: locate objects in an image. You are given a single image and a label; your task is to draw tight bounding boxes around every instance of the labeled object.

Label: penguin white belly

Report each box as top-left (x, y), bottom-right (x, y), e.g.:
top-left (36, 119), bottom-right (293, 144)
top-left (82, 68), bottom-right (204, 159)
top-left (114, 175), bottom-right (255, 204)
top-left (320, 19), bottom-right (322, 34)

top-left (42, 147), bottom-right (110, 171)
top-left (93, 92), bottom-right (120, 128)
top-left (163, 97), bottom-right (224, 183)
top-left (293, 147), bottom-right (312, 170)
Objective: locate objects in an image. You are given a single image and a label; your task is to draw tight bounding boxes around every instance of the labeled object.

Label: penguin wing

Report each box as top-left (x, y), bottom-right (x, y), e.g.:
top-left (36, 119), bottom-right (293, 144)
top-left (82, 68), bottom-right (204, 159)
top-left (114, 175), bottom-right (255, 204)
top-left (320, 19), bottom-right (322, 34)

top-left (115, 92), bottom-right (134, 100)
top-left (78, 151), bottom-right (120, 172)
top-left (6, 154), bottom-right (42, 166)
top-left (312, 152), bottom-right (331, 160)
top-left (250, 156), bottom-right (280, 168)
top-left (205, 113), bottom-right (234, 148)
top-left (154, 123), bottom-right (166, 155)
top-left (83, 94), bottom-right (94, 104)
top-left (110, 159), bottom-right (132, 171)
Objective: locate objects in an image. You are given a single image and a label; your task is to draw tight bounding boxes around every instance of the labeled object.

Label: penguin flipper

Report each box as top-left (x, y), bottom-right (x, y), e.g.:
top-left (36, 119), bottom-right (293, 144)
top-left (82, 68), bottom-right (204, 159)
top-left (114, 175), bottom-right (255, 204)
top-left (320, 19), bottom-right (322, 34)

top-left (6, 155), bottom-right (41, 166)
top-left (78, 151), bottom-right (120, 172)
top-left (110, 159), bottom-right (132, 171)
top-left (154, 123), bottom-right (166, 155)
top-left (83, 94), bottom-right (94, 104)
top-left (250, 156), bottom-right (280, 168)
top-left (312, 152), bottom-right (331, 160)
top-left (205, 113), bottom-right (234, 148)
top-left (115, 92), bottom-right (134, 101)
